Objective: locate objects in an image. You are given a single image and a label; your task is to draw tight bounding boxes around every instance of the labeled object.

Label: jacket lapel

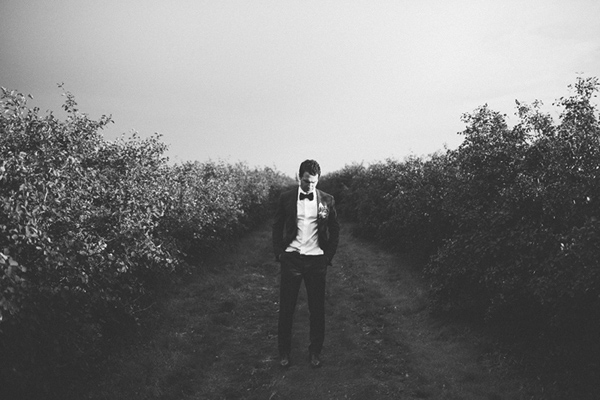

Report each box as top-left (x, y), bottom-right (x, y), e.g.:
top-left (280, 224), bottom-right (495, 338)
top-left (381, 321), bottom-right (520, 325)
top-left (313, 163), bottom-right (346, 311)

top-left (293, 188), bottom-right (298, 217)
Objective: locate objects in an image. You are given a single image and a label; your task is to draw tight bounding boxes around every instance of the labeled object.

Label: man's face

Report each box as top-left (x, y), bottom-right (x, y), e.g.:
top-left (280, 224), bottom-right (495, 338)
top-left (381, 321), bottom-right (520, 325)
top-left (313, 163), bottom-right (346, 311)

top-left (300, 172), bottom-right (319, 193)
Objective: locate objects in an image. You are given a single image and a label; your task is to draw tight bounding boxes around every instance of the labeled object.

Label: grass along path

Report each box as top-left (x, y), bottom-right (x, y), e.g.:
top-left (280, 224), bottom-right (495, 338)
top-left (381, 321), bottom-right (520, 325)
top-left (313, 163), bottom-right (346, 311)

top-left (85, 221), bottom-right (546, 399)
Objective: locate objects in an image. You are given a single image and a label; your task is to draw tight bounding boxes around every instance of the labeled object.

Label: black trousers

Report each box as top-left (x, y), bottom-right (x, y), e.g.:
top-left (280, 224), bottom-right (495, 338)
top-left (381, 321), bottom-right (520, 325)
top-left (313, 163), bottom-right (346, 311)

top-left (278, 251), bottom-right (327, 356)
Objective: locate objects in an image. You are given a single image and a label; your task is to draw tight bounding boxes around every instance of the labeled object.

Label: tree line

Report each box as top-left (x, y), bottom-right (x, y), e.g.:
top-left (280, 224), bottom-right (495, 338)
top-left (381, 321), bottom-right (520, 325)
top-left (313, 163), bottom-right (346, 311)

top-left (0, 87), bottom-right (293, 397)
top-left (319, 76), bottom-right (600, 380)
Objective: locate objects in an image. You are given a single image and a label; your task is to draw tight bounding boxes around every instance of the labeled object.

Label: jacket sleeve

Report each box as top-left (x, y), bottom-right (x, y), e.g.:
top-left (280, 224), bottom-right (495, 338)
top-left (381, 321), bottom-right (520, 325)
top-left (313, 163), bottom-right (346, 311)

top-left (325, 196), bottom-right (341, 264)
top-left (272, 192), bottom-right (286, 261)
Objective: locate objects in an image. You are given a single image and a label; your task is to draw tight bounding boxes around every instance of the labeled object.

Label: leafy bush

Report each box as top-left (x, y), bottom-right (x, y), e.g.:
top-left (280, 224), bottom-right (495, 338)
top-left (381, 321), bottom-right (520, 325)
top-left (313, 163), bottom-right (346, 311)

top-left (0, 87), bottom-right (179, 393)
top-left (324, 77), bottom-right (600, 358)
top-left (161, 161), bottom-right (292, 258)
top-left (0, 87), bottom-right (291, 397)
top-left (319, 162), bottom-right (366, 219)
top-left (428, 77), bottom-right (600, 330)
top-left (323, 154), bottom-right (454, 256)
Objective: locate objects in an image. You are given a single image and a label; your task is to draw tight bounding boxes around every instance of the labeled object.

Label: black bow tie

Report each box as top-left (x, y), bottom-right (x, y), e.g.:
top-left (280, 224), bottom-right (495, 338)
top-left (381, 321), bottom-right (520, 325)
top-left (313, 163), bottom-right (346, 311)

top-left (299, 192), bottom-right (314, 201)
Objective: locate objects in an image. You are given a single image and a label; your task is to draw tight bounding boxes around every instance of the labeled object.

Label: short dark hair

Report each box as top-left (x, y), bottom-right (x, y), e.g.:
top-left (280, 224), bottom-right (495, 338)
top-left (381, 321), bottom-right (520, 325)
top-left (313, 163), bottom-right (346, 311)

top-left (299, 159), bottom-right (321, 178)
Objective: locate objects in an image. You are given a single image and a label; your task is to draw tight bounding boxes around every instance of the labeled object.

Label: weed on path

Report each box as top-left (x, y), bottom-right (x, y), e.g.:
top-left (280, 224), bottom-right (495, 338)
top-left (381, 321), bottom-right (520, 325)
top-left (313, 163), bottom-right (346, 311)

top-left (86, 221), bottom-right (547, 399)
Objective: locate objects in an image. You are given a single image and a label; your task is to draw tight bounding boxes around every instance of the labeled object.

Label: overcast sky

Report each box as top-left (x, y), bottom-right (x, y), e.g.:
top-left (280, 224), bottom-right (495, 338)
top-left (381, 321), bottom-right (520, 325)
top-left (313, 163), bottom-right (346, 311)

top-left (2, 0), bottom-right (599, 177)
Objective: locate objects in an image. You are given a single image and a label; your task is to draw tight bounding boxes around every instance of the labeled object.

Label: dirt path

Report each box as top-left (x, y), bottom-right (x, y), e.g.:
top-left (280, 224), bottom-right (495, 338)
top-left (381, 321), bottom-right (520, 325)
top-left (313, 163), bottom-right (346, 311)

top-left (85, 221), bottom-right (544, 399)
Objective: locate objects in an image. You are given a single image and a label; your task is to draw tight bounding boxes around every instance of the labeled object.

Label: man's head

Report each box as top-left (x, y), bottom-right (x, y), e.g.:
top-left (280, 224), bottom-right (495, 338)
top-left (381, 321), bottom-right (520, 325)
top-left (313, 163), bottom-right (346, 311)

top-left (298, 159), bottom-right (321, 193)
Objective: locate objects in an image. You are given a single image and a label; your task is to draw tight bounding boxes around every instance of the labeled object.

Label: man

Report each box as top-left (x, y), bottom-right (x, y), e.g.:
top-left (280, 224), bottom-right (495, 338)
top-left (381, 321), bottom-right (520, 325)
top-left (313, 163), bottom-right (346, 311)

top-left (272, 159), bottom-right (340, 368)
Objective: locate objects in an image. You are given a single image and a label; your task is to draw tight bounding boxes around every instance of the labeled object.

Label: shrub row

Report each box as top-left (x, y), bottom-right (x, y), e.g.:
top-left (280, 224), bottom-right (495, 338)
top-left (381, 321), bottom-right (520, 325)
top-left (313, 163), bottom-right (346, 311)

top-left (321, 77), bottom-right (600, 354)
top-left (0, 87), bottom-right (292, 397)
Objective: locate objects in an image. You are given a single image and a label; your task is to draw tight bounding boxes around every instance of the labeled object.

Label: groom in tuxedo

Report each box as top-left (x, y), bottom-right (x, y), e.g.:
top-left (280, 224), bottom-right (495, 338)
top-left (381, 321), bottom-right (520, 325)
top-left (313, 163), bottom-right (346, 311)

top-left (272, 159), bottom-right (340, 368)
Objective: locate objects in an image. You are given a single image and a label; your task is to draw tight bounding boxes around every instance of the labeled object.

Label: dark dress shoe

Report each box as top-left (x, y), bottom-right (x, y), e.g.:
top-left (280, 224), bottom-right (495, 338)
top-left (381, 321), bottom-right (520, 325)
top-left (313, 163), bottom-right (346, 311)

top-left (309, 352), bottom-right (322, 368)
top-left (280, 354), bottom-right (290, 368)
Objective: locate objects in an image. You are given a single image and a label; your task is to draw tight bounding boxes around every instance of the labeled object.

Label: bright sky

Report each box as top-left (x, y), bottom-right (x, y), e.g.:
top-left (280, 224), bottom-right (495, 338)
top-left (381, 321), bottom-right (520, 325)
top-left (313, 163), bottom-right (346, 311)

top-left (2, 0), bottom-right (599, 177)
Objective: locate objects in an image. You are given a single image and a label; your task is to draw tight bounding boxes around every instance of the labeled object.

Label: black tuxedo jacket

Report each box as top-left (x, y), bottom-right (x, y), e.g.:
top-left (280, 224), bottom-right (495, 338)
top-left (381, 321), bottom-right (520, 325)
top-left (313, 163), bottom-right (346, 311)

top-left (272, 188), bottom-right (340, 265)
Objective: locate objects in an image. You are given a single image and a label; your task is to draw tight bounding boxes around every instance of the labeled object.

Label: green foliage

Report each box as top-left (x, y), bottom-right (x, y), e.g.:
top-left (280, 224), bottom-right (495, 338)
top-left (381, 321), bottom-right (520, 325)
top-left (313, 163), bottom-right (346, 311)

top-left (0, 86), bottom-right (291, 397)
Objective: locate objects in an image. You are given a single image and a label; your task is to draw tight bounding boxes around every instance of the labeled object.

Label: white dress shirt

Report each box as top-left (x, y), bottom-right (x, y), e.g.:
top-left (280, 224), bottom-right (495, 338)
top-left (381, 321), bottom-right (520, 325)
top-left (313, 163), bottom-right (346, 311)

top-left (286, 187), bottom-right (324, 255)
